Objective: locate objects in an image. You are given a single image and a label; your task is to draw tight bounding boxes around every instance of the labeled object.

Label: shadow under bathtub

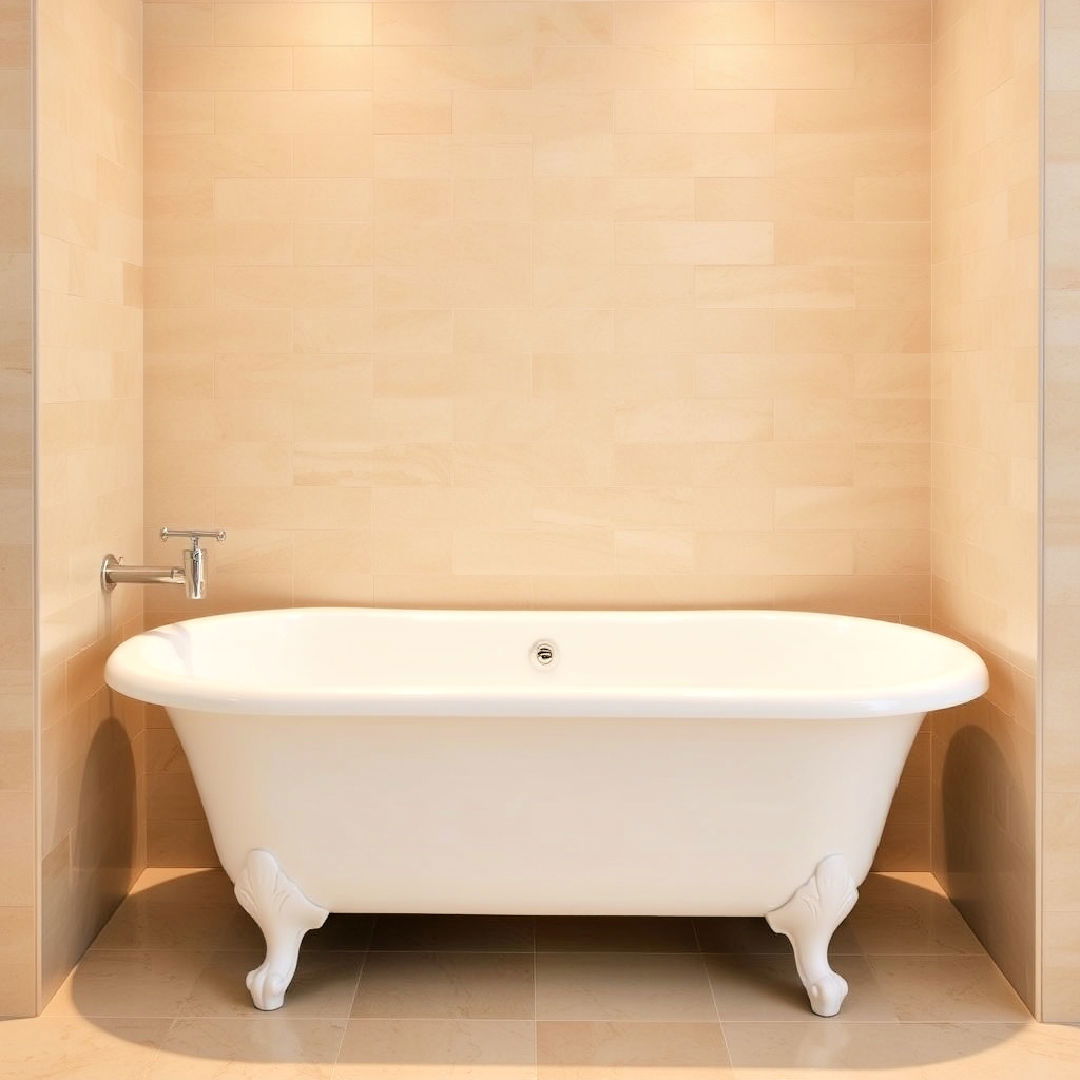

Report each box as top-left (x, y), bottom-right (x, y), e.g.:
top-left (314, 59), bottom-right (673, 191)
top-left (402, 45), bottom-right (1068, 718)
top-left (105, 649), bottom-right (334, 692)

top-left (41, 716), bottom-right (139, 1004)
top-left (53, 869), bottom-right (1043, 1071)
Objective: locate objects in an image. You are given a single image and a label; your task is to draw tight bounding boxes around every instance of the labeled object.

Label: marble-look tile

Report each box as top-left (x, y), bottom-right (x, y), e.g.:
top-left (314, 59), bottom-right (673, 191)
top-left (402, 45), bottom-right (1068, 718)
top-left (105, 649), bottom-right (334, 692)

top-left (723, 1021), bottom-right (1012, 1078)
top-left (0, 1017), bottom-right (168, 1080)
top-left (948, 1022), bottom-right (1080, 1080)
top-left (724, 1021), bottom-right (1080, 1080)
top-left (535, 952), bottom-right (716, 1022)
top-left (153, 1018), bottom-right (346, 1079)
top-left (44, 950), bottom-right (210, 1019)
top-left (536, 916), bottom-right (698, 953)
top-left (128, 868), bottom-right (236, 906)
top-left (861, 871), bottom-right (947, 900)
top-left (8, 862), bottom-right (1077, 1078)
top-left (705, 954), bottom-right (897, 1022)
top-left (846, 884), bottom-right (983, 955)
top-left (336, 1018), bottom-right (536, 1078)
top-left (867, 956), bottom-right (1030, 1021)
top-left (352, 952), bottom-right (535, 1020)
top-left (179, 950), bottom-right (364, 1019)
top-left (91, 896), bottom-right (259, 951)
top-left (370, 914), bottom-right (533, 952)
top-left (538, 1020), bottom-right (732, 1078)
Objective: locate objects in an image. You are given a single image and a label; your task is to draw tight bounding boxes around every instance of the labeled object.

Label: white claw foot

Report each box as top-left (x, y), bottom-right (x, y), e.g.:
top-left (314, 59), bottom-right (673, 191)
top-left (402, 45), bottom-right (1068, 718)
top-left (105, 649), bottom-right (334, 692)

top-left (766, 853), bottom-right (858, 1018)
top-left (246, 963), bottom-right (292, 1013)
top-left (233, 849), bottom-right (328, 1011)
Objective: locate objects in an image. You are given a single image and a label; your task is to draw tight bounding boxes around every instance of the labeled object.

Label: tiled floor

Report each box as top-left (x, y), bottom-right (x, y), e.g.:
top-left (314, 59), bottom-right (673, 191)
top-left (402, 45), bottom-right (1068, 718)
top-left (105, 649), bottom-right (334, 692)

top-left (2, 868), bottom-right (1080, 1078)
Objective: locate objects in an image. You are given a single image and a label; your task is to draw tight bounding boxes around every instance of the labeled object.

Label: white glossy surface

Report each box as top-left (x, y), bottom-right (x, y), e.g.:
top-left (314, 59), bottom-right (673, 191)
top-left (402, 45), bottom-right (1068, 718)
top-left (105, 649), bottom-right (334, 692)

top-left (105, 606), bottom-right (988, 1014)
top-left (767, 853), bottom-right (858, 1017)
top-left (105, 606), bottom-right (988, 911)
top-left (106, 607), bottom-right (987, 719)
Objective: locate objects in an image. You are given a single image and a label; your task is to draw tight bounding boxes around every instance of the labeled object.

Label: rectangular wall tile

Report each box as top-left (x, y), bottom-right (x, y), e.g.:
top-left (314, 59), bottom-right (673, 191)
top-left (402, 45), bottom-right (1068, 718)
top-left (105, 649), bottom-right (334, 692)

top-left (0, 0), bottom-right (35, 1020)
top-left (930, 0), bottom-right (1040, 1015)
top-left (1045, 0), bottom-right (1080, 1025)
top-left (144, 1), bottom-right (930, 879)
top-left (36, 0), bottom-right (146, 1009)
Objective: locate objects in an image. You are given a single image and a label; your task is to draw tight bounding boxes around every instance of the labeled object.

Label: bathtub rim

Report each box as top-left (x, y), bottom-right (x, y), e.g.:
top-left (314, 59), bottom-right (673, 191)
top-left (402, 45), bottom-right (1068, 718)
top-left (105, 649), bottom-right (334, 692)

top-left (105, 606), bottom-right (989, 719)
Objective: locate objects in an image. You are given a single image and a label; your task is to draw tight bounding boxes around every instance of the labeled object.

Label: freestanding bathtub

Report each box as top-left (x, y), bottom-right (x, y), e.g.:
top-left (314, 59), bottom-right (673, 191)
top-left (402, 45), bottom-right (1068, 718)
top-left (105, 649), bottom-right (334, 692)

top-left (106, 607), bottom-right (987, 1017)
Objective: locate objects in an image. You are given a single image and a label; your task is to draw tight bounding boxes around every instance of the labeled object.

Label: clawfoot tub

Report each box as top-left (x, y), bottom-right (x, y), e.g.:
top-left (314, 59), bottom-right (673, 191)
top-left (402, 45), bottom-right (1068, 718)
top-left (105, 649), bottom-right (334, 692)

top-left (106, 607), bottom-right (987, 1016)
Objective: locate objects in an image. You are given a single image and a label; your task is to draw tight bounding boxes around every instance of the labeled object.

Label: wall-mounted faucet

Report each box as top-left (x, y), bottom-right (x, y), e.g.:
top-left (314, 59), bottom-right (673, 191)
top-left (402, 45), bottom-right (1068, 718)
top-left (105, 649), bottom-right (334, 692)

top-left (101, 528), bottom-right (227, 600)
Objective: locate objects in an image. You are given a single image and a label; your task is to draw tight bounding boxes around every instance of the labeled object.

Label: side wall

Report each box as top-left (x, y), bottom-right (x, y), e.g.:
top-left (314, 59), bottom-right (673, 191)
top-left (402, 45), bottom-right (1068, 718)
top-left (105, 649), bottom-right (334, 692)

top-left (0, 0), bottom-right (36, 1020)
top-left (142, 0), bottom-right (934, 869)
top-left (35, 0), bottom-right (145, 1002)
top-left (929, 0), bottom-right (1041, 1010)
top-left (1043, 0), bottom-right (1080, 1023)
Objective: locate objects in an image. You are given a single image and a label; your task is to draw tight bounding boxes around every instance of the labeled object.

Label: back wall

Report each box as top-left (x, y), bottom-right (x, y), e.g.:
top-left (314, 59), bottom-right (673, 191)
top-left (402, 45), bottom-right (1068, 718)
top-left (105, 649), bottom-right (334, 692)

top-left (142, 1), bottom-right (932, 866)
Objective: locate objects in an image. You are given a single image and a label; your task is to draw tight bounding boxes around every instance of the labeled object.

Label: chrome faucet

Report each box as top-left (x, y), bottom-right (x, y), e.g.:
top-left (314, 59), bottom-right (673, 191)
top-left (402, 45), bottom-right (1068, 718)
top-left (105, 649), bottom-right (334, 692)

top-left (101, 528), bottom-right (227, 600)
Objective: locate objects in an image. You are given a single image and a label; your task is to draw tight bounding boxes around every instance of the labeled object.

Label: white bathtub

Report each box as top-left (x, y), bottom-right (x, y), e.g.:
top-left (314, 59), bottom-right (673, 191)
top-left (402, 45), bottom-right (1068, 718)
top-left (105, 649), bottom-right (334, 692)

top-left (106, 607), bottom-right (987, 1017)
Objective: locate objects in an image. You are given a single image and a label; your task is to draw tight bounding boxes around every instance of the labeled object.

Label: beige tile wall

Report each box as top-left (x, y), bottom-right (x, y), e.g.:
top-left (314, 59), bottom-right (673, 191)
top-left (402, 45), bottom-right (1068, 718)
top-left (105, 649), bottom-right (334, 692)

top-left (929, 0), bottom-right (1040, 1012)
top-left (0, 0), bottom-right (36, 1021)
top-left (1043, 0), bottom-right (1080, 1024)
top-left (142, 0), bottom-right (933, 869)
top-left (35, 0), bottom-right (145, 1003)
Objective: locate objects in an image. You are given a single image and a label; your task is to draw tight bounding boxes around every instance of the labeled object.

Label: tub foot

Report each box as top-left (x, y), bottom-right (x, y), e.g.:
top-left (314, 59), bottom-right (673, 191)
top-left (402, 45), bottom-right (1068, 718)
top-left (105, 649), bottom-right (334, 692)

top-left (766, 853), bottom-right (858, 1018)
top-left (233, 849), bottom-right (328, 1011)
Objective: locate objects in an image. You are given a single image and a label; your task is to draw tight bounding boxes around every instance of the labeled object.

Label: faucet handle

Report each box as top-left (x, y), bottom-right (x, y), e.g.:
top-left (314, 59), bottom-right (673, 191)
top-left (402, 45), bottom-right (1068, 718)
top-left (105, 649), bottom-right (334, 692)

top-left (160, 527), bottom-right (227, 545)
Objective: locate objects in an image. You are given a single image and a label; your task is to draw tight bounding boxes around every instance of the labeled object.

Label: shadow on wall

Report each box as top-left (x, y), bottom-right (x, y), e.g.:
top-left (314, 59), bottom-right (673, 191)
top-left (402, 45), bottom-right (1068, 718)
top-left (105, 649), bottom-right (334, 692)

top-left (59, 872), bottom-right (1032, 1067)
top-left (938, 717), bottom-right (1037, 1006)
top-left (42, 716), bottom-right (138, 1001)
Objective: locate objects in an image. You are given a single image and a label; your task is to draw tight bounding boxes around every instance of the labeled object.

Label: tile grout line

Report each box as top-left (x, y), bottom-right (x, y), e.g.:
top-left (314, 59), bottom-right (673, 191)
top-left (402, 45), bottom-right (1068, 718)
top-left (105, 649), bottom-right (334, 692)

top-left (532, 915), bottom-right (539, 1077)
top-left (702, 945), bottom-right (725, 1026)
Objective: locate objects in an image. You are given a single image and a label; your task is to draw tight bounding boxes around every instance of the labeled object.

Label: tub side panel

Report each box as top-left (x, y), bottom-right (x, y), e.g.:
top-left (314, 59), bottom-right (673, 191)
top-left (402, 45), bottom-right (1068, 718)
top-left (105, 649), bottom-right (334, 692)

top-left (172, 712), bottom-right (922, 916)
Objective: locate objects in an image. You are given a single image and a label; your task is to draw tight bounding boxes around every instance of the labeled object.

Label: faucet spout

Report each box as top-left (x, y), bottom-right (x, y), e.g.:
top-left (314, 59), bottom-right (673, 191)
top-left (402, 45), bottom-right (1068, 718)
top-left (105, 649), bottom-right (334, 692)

top-left (101, 561), bottom-right (185, 587)
top-left (101, 560), bottom-right (186, 589)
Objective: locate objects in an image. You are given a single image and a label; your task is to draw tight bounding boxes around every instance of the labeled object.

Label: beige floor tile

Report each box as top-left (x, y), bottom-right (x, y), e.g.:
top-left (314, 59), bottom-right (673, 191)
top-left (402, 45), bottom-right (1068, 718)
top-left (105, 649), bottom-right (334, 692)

top-left (0, 1017), bottom-right (168, 1080)
top-left (537, 1020), bottom-right (732, 1078)
top-left (694, 916), bottom-right (860, 955)
top-left (92, 896), bottom-right (260, 951)
top-left (863, 871), bottom-right (948, 899)
top-left (848, 874), bottom-right (984, 956)
top-left (868, 956), bottom-right (1030, 1021)
top-left (705, 954), bottom-right (897, 1022)
top-left (722, 1021), bottom-right (1080, 1079)
top-left (535, 953), bottom-right (716, 1022)
top-left (535, 916), bottom-right (698, 953)
top-left (847, 892), bottom-right (984, 956)
top-left (352, 952), bottom-right (535, 1020)
top-left (370, 915), bottom-right (533, 952)
top-left (11, 868), bottom-right (1073, 1080)
top-left (336, 1018), bottom-right (536, 1079)
top-left (154, 1017), bottom-right (346, 1079)
top-left (308, 915), bottom-right (376, 952)
top-left (723, 1021), bottom-right (1008, 1078)
top-left (129, 868), bottom-right (236, 906)
top-left (179, 950), bottom-right (365, 1019)
top-left (43, 950), bottom-right (211, 1019)
top-left (922, 1022), bottom-right (1080, 1080)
